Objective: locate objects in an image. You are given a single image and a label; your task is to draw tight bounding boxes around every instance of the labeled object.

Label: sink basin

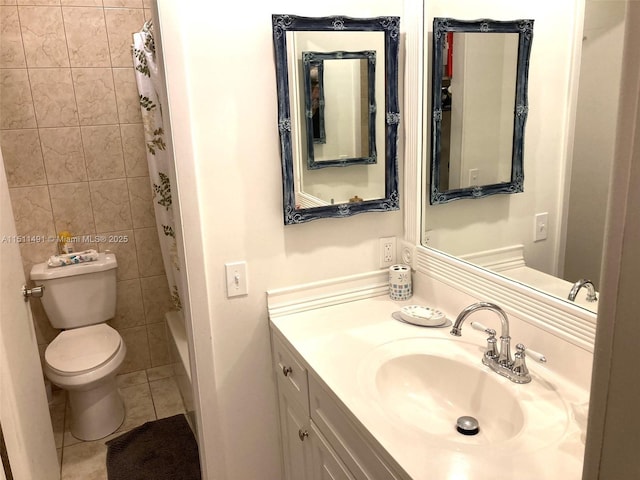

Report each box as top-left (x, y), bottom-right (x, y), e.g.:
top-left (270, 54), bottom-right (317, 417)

top-left (376, 353), bottom-right (524, 445)
top-left (359, 337), bottom-right (569, 452)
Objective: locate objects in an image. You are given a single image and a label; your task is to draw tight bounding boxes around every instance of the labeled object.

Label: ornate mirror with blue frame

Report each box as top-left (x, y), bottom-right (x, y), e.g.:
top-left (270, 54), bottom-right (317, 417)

top-left (430, 18), bottom-right (534, 204)
top-left (272, 14), bottom-right (400, 225)
top-left (302, 50), bottom-right (377, 169)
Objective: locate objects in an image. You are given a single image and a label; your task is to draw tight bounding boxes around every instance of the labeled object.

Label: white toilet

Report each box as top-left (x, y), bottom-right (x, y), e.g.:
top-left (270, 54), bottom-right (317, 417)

top-left (30, 252), bottom-right (127, 441)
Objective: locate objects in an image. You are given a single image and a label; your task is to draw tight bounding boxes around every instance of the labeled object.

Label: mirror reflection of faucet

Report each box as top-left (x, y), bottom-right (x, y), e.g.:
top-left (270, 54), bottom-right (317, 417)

top-left (568, 279), bottom-right (598, 302)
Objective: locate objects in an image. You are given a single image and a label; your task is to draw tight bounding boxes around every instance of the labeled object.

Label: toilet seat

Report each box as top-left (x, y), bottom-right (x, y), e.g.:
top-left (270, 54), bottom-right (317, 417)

top-left (46, 324), bottom-right (122, 375)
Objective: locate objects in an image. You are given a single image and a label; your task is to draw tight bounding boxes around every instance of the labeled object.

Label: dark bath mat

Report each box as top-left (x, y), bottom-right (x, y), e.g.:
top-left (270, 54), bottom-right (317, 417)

top-left (106, 414), bottom-right (201, 480)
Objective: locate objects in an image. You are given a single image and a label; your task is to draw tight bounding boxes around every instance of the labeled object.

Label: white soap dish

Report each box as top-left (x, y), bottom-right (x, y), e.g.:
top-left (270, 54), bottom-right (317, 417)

top-left (395, 305), bottom-right (448, 327)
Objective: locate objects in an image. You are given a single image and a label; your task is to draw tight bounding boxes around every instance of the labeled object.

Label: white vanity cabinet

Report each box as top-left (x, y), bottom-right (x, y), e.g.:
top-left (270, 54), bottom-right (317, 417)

top-left (272, 334), bottom-right (314, 480)
top-left (271, 331), bottom-right (406, 480)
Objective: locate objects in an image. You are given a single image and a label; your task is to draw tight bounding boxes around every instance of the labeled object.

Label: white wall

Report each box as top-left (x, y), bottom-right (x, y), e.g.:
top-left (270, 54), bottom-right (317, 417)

top-left (583, 2), bottom-right (640, 476)
top-left (157, 1), bottom-right (404, 478)
top-left (424, 0), bottom-right (582, 276)
top-left (562, 0), bottom-right (626, 287)
top-left (450, 33), bottom-right (517, 188)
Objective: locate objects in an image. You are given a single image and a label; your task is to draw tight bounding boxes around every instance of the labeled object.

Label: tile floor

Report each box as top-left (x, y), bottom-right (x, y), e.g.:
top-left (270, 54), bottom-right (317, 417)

top-left (49, 365), bottom-right (186, 480)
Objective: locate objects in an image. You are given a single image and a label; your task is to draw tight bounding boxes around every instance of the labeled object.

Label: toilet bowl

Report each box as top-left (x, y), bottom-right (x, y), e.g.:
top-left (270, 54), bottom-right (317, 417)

top-left (31, 252), bottom-right (127, 441)
top-left (44, 323), bottom-right (127, 440)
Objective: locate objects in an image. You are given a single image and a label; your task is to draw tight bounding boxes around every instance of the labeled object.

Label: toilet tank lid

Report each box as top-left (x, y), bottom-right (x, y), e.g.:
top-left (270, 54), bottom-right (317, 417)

top-left (30, 252), bottom-right (117, 280)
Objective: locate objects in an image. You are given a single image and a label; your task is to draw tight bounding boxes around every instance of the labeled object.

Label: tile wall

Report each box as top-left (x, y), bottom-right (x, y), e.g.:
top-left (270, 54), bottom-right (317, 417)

top-left (0, 0), bottom-right (173, 373)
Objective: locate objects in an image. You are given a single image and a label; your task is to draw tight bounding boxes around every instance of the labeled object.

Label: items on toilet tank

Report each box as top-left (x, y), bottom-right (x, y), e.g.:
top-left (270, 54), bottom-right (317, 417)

top-left (57, 230), bottom-right (74, 254)
top-left (389, 264), bottom-right (412, 300)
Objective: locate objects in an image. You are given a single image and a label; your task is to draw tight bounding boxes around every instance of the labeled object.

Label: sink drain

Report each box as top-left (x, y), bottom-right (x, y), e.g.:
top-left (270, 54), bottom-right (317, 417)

top-left (456, 416), bottom-right (480, 436)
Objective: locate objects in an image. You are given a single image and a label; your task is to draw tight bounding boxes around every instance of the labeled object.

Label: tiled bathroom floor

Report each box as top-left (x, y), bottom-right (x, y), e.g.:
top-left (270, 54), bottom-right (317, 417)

top-left (49, 365), bottom-right (186, 480)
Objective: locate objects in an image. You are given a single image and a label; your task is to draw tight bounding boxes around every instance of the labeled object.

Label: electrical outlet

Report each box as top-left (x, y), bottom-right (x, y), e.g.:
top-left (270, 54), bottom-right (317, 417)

top-left (424, 230), bottom-right (433, 244)
top-left (379, 237), bottom-right (396, 268)
top-left (469, 168), bottom-right (480, 186)
top-left (534, 213), bottom-right (548, 242)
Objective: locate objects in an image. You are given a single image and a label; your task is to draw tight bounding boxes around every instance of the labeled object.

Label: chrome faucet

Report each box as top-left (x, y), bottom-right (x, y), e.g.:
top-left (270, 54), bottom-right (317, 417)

top-left (568, 279), bottom-right (598, 302)
top-left (451, 302), bottom-right (545, 384)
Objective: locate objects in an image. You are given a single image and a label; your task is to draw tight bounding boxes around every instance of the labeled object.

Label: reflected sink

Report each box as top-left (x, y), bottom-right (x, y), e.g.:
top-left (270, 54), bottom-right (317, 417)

top-left (376, 353), bottom-right (524, 445)
top-left (359, 337), bottom-right (569, 452)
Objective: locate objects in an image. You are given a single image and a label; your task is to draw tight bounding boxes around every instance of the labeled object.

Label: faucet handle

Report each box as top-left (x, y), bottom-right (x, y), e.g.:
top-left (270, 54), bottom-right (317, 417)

top-left (511, 344), bottom-right (547, 384)
top-left (518, 344), bottom-right (547, 363)
top-left (470, 321), bottom-right (495, 336)
top-left (471, 321), bottom-right (499, 361)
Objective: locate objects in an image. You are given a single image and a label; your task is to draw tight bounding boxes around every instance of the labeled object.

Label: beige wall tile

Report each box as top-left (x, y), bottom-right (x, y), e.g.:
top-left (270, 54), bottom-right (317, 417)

top-left (20, 229), bottom-right (58, 284)
top-left (143, 7), bottom-right (151, 22)
top-left (97, 229), bottom-right (138, 279)
top-left (104, 7), bottom-right (144, 67)
top-left (141, 0), bottom-right (151, 8)
top-left (127, 176), bottom-right (154, 228)
top-left (3, 0), bottom-right (163, 382)
top-left (81, 125), bottom-right (125, 180)
top-left (113, 67), bottom-right (142, 123)
top-left (112, 278), bottom-right (145, 329)
top-left (147, 321), bottom-right (169, 367)
top-left (0, 69), bottom-right (37, 129)
top-left (0, 6), bottom-right (26, 67)
top-left (29, 68), bottom-right (78, 127)
top-left (18, 1), bottom-right (61, 5)
top-left (71, 67), bottom-right (118, 125)
top-left (49, 181), bottom-right (96, 234)
top-left (39, 127), bottom-right (88, 183)
top-left (119, 327), bottom-right (151, 373)
top-left (104, 0), bottom-right (141, 7)
top-left (8, 185), bottom-right (56, 236)
top-left (120, 123), bottom-right (148, 176)
top-left (134, 226), bottom-right (164, 277)
top-left (19, 6), bottom-right (69, 67)
top-left (62, 6), bottom-right (110, 67)
top-left (0, 129), bottom-right (47, 187)
top-left (89, 178), bottom-right (133, 231)
top-left (60, 0), bottom-right (101, 5)
top-left (140, 274), bottom-right (171, 324)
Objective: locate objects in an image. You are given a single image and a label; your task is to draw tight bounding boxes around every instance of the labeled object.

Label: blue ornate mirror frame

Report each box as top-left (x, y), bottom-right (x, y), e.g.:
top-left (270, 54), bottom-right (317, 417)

top-left (272, 14), bottom-right (400, 225)
top-left (430, 18), bottom-right (534, 204)
top-left (303, 53), bottom-right (326, 145)
top-left (302, 50), bottom-right (378, 169)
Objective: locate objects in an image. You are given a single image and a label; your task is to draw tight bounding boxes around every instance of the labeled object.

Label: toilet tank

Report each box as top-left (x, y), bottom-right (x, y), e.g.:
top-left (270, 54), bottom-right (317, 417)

top-left (30, 252), bottom-right (117, 329)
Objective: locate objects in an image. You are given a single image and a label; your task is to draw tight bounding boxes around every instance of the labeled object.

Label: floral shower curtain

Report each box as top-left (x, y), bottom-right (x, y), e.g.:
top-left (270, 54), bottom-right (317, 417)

top-left (132, 21), bottom-right (181, 310)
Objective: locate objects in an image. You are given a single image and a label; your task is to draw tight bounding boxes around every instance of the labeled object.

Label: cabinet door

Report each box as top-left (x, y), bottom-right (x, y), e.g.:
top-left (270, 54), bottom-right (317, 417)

top-left (310, 422), bottom-right (356, 480)
top-left (278, 389), bottom-right (314, 480)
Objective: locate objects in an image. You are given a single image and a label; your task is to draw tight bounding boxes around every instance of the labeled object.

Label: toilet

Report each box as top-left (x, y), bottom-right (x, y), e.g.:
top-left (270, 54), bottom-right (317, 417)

top-left (30, 252), bottom-right (126, 441)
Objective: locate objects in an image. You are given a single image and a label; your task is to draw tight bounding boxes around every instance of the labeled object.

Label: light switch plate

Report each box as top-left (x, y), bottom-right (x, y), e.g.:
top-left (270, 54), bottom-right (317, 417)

top-left (225, 261), bottom-right (248, 297)
top-left (534, 213), bottom-right (548, 242)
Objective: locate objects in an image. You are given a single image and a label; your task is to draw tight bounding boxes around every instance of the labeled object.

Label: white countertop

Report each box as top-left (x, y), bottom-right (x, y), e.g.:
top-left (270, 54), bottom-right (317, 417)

top-left (270, 294), bottom-right (588, 480)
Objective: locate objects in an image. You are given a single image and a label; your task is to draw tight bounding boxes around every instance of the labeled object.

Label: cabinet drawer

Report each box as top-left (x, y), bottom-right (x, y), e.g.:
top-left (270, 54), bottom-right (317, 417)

top-left (272, 335), bottom-right (309, 413)
top-left (309, 375), bottom-right (404, 480)
top-left (310, 421), bottom-right (356, 480)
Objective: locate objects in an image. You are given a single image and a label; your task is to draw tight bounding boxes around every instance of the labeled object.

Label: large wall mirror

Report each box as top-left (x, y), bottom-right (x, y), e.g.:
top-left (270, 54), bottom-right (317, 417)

top-left (272, 14), bottom-right (400, 224)
top-left (422, 2), bottom-right (621, 319)
top-left (430, 18), bottom-right (533, 204)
